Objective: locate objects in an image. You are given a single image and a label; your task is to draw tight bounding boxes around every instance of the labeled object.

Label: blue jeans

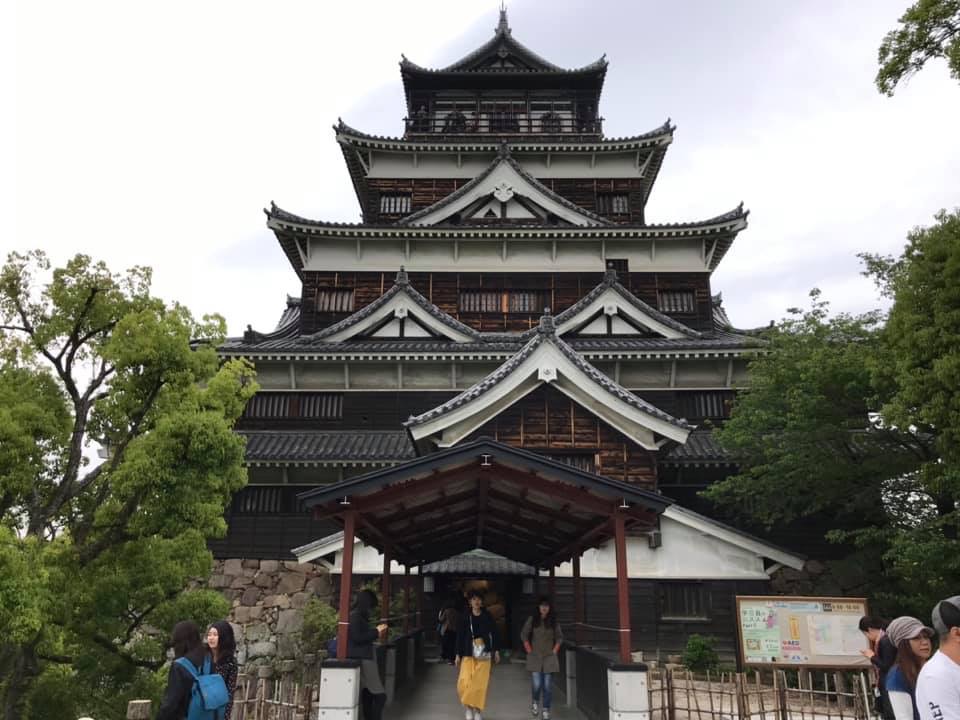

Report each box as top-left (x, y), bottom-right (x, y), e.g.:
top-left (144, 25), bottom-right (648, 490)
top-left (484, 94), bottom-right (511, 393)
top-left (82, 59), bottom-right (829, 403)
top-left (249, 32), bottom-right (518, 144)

top-left (531, 671), bottom-right (553, 709)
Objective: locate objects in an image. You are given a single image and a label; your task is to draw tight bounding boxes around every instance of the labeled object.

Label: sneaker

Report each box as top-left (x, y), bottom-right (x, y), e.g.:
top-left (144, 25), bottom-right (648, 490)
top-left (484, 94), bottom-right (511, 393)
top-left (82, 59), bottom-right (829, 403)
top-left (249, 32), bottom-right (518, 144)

top-left (542, 710), bottom-right (550, 720)
top-left (465, 708), bottom-right (474, 720)
top-left (474, 712), bottom-right (483, 720)
top-left (532, 701), bottom-right (540, 716)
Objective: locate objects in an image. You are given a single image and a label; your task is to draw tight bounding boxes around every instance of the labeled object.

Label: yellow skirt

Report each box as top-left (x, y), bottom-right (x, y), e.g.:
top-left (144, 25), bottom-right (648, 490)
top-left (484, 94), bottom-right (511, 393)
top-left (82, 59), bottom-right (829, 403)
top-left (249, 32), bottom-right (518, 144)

top-left (457, 657), bottom-right (492, 710)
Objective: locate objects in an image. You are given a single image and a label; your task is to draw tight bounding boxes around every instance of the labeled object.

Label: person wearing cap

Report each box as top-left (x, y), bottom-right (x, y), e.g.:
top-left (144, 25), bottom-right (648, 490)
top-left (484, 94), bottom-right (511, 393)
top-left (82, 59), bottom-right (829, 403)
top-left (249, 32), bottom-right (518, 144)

top-left (917, 595), bottom-right (960, 720)
top-left (884, 616), bottom-right (935, 719)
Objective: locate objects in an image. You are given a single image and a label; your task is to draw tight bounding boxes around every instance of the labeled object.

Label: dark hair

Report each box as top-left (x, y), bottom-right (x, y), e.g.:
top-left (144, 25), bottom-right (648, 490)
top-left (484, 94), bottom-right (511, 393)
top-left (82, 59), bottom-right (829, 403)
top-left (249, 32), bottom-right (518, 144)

top-left (895, 638), bottom-right (929, 688)
top-left (209, 621), bottom-right (236, 663)
top-left (936, 600), bottom-right (960, 636)
top-left (533, 596), bottom-right (556, 629)
top-left (466, 589), bottom-right (484, 602)
top-left (859, 616), bottom-right (887, 632)
top-left (355, 588), bottom-right (378, 619)
top-left (171, 621), bottom-right (206, 666)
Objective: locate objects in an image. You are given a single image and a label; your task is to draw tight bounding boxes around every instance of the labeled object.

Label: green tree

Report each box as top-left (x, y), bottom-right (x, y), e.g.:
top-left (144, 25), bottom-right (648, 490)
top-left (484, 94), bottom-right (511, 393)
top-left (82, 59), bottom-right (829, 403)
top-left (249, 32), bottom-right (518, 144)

top-left (0, 251), bottom-right (257, 719)
top-left (876, 0), bottom-right (960, 95)
top-left (860, 209), bottom-right (960, 610)
top-left (704, 291), bottom-right (937, 610)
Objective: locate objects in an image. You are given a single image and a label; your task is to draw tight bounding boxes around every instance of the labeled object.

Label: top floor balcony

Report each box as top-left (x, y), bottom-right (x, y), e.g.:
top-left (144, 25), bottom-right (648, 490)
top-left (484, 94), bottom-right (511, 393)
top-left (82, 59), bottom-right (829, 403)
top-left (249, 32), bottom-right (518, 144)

top-left (403, 107), bottom-right (603, 140)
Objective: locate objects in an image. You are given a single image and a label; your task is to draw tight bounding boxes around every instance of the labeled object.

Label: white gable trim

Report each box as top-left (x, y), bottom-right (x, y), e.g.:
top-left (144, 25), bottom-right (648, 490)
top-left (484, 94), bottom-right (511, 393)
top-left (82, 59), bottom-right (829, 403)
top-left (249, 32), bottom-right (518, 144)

top-left (662, 506), bottom-right (806, 570)
top-left (558, 286), bottom-right (689, 339)
top-left (318, 293), bottom-right (476, 343)
top-left (406, 160), bottom-right (606, 227)
top-left (408, 341), bottom-right (689, 449)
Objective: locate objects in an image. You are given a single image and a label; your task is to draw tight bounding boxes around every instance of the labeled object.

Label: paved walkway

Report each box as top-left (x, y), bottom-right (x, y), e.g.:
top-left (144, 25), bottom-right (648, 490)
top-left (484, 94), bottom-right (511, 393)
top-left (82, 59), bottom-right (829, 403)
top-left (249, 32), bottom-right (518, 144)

top-left (390, 660), bottom-right (584, 720)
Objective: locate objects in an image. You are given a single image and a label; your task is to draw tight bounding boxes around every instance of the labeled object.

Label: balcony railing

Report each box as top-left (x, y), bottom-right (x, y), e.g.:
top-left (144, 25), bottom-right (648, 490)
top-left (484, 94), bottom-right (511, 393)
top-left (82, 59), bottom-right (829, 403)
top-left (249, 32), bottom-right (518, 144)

top-left (404, 111), bottom-right (603, 137)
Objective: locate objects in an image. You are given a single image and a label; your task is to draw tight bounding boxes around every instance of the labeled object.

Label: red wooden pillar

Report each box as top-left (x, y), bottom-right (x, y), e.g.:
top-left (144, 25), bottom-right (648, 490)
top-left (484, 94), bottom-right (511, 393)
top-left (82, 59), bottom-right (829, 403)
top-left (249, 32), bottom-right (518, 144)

top-left (573, 552), bottom-right (585, 646)
top-left (403, 565), bottom-right (411, 634)
top-left (336, 510), bottom-right (357, 659)
top-left (548, 566), bottom-right (556, 599)
top-left (381, 546), bottom-right (392, 628)
top-left (613, 513), bottom-right (631, 663)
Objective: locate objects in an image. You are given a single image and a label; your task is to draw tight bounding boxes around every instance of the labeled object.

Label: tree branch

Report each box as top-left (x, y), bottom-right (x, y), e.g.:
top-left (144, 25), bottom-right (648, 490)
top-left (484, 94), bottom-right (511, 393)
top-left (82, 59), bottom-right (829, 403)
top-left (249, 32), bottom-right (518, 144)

top-left (91, 634), bottom-right (163, 671)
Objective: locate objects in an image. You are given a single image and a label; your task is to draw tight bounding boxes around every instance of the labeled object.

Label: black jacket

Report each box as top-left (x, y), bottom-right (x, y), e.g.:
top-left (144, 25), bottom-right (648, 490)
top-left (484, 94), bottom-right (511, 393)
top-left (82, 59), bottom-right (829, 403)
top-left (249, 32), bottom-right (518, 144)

top-left (347, 607), bottom-right (380, 660)
top-left (456, 609), bottom-right (499, 658)
top-left (156, 651), bottom-right (208, 720)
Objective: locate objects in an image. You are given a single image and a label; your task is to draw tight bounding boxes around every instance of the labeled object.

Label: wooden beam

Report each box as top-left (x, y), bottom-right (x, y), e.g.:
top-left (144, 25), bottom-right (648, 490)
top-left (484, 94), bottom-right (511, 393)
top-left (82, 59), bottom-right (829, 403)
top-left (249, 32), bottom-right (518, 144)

top-left (476, 476), bottom-right (490, 547)
top-left (614, 512), bottom-right (631, 663)
top-left (381, 546), bottom-right (392, 627)
top-left (573, 552), bottom-right (585, 645)
top-left (377, 488), bottom-right (475, 528)
top-left (542, 516), bottom-right (612, 568)
top-left (336, 510), bottom-right (357, 660)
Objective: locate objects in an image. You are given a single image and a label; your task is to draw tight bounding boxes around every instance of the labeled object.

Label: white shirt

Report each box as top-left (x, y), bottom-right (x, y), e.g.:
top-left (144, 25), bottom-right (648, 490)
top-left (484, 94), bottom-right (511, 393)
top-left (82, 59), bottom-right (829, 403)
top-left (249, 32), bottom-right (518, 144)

top-left (917, 650), bottom-right (960, 720)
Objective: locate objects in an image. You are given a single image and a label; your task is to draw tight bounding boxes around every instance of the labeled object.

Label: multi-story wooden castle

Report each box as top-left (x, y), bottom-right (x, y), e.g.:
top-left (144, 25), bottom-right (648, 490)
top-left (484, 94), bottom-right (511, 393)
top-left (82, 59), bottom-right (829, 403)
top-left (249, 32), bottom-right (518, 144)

top-left (215, 10), bottom-right (804, 660)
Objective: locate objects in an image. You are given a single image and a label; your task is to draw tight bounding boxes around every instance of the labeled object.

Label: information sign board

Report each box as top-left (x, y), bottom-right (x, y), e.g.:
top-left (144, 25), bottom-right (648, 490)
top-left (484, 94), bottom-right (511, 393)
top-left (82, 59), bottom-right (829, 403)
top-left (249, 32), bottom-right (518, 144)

top-left (735, 596), bottom-right (870, 668)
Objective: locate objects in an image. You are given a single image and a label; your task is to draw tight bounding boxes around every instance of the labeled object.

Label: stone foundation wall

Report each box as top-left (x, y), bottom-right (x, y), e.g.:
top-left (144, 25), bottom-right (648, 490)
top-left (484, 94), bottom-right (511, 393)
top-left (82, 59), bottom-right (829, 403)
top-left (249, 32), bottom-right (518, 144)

top-left (203, 559), bottom-right (333, 671)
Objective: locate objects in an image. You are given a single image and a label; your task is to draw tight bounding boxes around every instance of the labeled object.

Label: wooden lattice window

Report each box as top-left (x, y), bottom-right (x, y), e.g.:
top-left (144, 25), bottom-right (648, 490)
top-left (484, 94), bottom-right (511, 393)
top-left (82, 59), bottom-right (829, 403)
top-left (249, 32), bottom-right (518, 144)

top-left (316, 289), bottom-right (354, 312)
top-left (543, 453), bottom-right (596, 473)
top-left (678, 392), bottom-right (733, 420)
top-left (660, 583), bottom-right (710, 620)
top-left (380, 194), bottom-right (411, 214)
top-left (243, 393), bottom-right (344, 420)
top-left (658, 290), bottom-right (696, 314)
top-left (597, 193), bottom-right (630, 215)
top-left (459, 290), bottom-right (549, 314)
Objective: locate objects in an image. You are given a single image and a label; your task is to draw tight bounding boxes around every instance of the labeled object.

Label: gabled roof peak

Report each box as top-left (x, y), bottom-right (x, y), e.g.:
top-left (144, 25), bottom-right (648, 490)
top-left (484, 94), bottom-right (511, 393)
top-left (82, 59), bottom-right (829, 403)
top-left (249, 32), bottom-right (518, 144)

top-left (496, 5), bottom-right (510, 35)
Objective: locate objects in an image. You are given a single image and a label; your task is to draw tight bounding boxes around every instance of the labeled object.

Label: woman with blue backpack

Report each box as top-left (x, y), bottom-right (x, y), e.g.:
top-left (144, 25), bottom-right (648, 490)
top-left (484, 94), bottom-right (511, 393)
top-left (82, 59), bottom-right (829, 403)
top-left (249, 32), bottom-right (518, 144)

top-left (156, 620), bottom-right (230, 720)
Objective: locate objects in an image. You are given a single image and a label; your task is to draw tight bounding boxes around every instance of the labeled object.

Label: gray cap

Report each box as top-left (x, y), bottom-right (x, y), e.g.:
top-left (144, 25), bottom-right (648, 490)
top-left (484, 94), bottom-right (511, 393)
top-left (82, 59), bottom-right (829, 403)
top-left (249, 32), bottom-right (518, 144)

top-left (932, 596), bottom-right (960, 636)
top-left (886, 616), bottom-right (935, 647)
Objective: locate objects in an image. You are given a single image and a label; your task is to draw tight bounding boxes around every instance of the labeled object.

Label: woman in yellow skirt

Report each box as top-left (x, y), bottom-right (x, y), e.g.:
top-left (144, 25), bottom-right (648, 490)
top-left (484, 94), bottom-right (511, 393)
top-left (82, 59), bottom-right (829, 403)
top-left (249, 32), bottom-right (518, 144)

top-left (455, 590), bottom-right (500, 720)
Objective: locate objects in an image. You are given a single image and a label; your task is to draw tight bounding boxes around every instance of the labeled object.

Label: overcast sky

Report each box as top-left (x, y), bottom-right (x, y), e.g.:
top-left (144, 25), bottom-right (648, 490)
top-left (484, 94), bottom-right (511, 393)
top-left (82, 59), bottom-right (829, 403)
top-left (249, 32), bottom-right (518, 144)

top-left (4, 0), bottom-right (959, 334)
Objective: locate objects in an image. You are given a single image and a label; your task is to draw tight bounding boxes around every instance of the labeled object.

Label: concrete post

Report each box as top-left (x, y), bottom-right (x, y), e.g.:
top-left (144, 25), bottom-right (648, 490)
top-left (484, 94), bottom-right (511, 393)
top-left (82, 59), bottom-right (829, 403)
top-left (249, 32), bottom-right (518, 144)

top-left (318, 659), bottom-right (361, 719)
top-left (607, 663), bottom-right (649, 720)
top-left (565, 648), bottom-right (578, 707)
top-left (383, 645), bottom-right (397, 704)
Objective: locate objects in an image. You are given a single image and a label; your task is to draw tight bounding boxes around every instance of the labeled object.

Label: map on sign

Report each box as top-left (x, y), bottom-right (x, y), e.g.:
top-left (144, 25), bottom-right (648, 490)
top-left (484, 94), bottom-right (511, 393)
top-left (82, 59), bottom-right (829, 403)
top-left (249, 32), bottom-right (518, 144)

top-left (735, 596), bottom-right (870, 668)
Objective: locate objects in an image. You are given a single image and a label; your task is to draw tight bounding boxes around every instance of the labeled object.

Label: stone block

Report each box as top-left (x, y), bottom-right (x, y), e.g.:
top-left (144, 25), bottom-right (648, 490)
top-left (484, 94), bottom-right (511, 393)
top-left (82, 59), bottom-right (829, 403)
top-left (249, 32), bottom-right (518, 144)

top-left (263, 594), bottom-right (291, 609)
top-left (243, 559), bottom-right (260, 569)
top-left (248, 641), bottom-right (277, 660)
top-left (277, 573), bottom-right (306, 594)
top-left (208, 574), bottom-right (231, 589)
top-left (241, 588), bottom-right (261, 607)
top-left (278, 633), bottom-right (300, 659)
top-left (246, 623), bottom-right (271, 643)
top-left (277, 609), bottom-right (304, 634)
top-left (222, 559), bottom-right (244, 576)
top-left (232, 607), bottom-right (252, 624)
top-left (260, 560), bottom-right (280, 573)
top-left (283, 561), bottom-right (312, 573)
top-left (231, 576), bottom-right (248, 589)
top-left (254, 573), bottom-right (274, 589)
top-left (291, 592), bottom-right (311, 609)
top-left (305, 575), bottom-right (333, 596)
top-left (248, 605), bottom-right (264, 620)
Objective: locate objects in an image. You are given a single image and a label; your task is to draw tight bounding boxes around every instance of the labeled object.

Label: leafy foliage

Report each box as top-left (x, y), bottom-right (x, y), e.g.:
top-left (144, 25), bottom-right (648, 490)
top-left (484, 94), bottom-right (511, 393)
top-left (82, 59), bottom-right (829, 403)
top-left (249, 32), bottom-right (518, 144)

top-left (876, 0), bottom-right (960, 95)
top-left (0, 251), bottom-right (257, 719)
top-left (301, 598), bottom-right (339, 655)
top-left (682, 634), bottom-right (720, 673)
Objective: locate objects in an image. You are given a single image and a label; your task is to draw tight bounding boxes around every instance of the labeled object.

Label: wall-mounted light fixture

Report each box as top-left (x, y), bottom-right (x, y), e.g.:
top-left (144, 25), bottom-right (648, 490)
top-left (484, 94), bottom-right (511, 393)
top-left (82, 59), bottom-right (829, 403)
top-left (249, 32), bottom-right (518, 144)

top-left (339, 496), bottom-right (351, 506)
top-left (480, 454), bottom-right (492, 467)
top-left (619, 498), bottom-right (630, 509)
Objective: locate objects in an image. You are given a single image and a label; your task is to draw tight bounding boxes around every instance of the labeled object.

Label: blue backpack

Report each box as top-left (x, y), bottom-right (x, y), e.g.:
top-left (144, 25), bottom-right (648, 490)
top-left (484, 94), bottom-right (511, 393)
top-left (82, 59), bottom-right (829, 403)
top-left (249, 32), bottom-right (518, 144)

top-left (175, 655), bottom-right (229, 720)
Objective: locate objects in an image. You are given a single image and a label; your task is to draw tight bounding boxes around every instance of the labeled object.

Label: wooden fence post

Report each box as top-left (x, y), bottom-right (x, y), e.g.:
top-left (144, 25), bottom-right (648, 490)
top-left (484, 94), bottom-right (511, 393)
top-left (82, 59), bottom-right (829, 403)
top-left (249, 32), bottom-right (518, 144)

top-left (126, 700), bottom-right (152, 719)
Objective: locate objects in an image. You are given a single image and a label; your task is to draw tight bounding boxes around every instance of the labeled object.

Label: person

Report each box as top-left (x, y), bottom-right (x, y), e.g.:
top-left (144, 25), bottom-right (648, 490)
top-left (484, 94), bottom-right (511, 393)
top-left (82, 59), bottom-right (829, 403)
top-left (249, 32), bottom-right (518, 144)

top-left (207, 621), bottom-right (239, 720)
top-left (456, 590), bottom-right (501, 720)
top-left (348, 588), bottom-right (388, 720)
top-left (917, 595), bottom-right (960, 720)
top-left (156, 621), bottom-right (212, 720)
top-left (440, 599), bottom-right (460, 665)
top-left (521, 596), bottom-right (564, 719)
top-left (861, 615), bottom-right (898, 720)
top-left (884, 616), bottom-right (934, 720)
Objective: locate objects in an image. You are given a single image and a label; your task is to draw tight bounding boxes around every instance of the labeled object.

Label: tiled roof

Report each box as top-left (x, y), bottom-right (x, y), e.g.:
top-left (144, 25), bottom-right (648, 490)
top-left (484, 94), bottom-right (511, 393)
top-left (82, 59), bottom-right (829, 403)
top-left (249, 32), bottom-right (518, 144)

top-left (398, 147), bottom-right (611, 227)
top-left (241, 295), bottom-right (302, 344)
top-left (662, 430), bottom-right (733, 464)
top-left (335, 118), bottom-right (675, 151)
top-left (405, 314), bottom-right (692, 431)
top-left (299, 268), bottom-right (481, 344)
top-left (423, 550), bottom-right (535, 575)
top-left (242, 430), bottom-right (415, 463)
top-left (401, 11), bottom-right (606, 76)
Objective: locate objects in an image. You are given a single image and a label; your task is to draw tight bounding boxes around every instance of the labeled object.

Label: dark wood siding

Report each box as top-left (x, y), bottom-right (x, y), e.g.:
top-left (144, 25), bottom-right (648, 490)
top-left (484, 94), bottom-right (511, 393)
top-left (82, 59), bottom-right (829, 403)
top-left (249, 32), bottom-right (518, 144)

top-left (300, 271), bottom-right (713, 334)
top-left (466, 385), bottom-right (658, 488)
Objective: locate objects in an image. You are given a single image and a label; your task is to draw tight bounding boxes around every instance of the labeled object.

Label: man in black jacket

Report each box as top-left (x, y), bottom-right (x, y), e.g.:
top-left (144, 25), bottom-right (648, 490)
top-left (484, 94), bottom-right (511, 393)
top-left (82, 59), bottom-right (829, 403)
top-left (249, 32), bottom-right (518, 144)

top-left (860, 616), bottom-right (897, 720)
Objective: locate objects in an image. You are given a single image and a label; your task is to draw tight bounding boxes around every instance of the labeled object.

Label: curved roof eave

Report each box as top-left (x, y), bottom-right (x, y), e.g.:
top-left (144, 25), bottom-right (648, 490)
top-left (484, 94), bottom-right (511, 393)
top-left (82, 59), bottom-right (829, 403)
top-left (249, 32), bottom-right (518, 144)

top-left (334, 118), bottom-right (675, 151)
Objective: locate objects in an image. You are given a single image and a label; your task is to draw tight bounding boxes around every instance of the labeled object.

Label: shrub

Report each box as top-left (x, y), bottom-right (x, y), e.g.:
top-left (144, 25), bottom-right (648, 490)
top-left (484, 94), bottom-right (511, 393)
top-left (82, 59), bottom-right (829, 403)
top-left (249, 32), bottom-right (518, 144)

top-left (682, 634), bottom-right (720, 672)
top-left (301, 598), bottom-right (339, 655)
